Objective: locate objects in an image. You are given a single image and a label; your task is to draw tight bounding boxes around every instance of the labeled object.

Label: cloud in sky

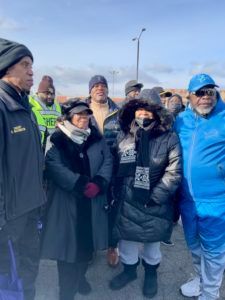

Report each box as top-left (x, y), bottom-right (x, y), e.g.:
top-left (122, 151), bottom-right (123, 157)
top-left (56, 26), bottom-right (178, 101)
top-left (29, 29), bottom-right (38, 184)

top-left (0, 17), bottom-right (24, 30)
top-left (31, 59), bottom-right (225, 97)
top-left (190, 62), bottom-right (225, 78)
top-left (33, 64), bottom-right (160, 97)
top-left (2, 0), bottom-right (225, 95)
top-left (147, 64), bottom-right (175, 74)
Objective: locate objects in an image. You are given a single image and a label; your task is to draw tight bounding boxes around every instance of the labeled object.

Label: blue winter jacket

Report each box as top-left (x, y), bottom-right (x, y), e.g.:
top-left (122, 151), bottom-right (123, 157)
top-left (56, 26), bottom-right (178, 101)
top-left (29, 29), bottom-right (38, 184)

top-left (174, 96), bottom-right (225, 203)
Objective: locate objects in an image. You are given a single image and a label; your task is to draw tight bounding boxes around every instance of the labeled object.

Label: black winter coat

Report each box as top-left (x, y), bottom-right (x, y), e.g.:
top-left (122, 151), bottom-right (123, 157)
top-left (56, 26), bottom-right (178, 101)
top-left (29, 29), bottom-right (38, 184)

top-left (113, 100), bottom-right (182, 243)
top-left (41, 126), bottom-right (112, 263)
top-left (0, 80), bottom-right (46, 226)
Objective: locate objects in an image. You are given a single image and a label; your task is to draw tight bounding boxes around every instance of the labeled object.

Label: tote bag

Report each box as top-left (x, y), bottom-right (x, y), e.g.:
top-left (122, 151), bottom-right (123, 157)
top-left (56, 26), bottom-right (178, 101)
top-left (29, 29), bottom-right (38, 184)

top-left (0, 240), bottom-right (24, 300)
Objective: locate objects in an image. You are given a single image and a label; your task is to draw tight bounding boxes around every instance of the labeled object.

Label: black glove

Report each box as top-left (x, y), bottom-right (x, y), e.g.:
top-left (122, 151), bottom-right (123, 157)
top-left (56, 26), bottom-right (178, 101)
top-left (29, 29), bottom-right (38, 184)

top-left (74, 175), bottom-right (90, 195)
top-left (92, 175), bottom-right (108, 194)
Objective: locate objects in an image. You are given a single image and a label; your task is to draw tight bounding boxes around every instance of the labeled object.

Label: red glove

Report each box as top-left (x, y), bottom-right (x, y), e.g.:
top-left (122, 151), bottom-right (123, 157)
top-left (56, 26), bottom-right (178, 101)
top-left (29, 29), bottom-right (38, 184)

top-left (84, 182), bottom-right (100, 198)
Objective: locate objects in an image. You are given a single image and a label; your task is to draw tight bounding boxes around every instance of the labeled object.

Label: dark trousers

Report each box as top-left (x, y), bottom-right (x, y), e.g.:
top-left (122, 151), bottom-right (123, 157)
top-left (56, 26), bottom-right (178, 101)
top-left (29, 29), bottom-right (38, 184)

top-left (0, 209), bottom-right (40, 300)
top-left (57, 260), bottom-right (88, 300)
top-left (108, 206), bottom-right (118, 248)
top-left (108, 187), bottom-right (120, 248)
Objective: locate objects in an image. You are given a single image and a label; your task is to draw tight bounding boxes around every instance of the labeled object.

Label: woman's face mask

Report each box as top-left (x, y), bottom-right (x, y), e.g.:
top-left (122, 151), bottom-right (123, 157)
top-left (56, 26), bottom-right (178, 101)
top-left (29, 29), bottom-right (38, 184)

top-left (135, 117), bottom-right (155, 128)
top-left (167, 96), bottom-right (183, 114)
top-left (134, 108), bottom-right (155, 128)
top-left (168, 102), bottom-right (182, 114)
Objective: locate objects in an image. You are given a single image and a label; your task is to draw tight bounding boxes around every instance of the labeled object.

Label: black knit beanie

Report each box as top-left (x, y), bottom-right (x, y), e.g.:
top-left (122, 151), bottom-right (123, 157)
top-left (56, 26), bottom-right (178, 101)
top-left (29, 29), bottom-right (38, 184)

top-left (0, 38), bottom-right (33, 78)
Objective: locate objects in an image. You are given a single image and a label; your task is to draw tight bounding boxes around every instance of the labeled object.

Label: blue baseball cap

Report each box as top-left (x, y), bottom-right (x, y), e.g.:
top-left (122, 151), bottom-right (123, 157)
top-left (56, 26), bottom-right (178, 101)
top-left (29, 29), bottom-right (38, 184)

top-left (188, 73), bottom-right (219, 92)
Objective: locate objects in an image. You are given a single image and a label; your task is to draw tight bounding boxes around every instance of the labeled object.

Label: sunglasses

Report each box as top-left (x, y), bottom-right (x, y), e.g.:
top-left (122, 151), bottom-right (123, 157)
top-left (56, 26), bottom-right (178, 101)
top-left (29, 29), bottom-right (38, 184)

top-left (192, 88), bottom-right (216, 97)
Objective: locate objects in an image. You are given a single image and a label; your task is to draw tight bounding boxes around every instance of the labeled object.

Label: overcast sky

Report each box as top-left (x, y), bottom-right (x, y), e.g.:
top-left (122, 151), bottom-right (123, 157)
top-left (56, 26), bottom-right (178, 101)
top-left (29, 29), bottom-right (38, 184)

top-left (1, 0), bottom-right (224, 97)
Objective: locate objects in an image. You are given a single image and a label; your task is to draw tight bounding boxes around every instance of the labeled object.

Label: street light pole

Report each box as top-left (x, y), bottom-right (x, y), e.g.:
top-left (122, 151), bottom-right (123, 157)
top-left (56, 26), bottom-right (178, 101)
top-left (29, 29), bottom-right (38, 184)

top-left (132, 28), bottom-right (146, 81)
top-left (109, 70), bottom-right (119, 98)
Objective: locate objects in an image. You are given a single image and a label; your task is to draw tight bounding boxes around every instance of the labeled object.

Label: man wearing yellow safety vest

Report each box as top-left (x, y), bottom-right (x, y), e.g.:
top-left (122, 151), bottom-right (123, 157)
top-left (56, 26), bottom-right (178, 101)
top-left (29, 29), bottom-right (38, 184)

top-left (29, 75), bottom-right (61, 150)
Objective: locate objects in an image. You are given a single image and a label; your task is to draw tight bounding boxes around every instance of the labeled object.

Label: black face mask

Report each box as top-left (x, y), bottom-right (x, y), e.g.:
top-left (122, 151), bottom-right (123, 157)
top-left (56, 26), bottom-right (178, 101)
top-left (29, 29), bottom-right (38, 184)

top-left (135, 117), bottom-right (155, 128)
top-left (168, 103), bottom-right (182, 114)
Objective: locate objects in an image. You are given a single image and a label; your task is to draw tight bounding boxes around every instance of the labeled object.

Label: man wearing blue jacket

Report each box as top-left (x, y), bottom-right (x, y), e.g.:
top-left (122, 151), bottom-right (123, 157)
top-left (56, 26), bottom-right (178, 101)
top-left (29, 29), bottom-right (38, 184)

top-left (175, 74), bottom-right (225, 300)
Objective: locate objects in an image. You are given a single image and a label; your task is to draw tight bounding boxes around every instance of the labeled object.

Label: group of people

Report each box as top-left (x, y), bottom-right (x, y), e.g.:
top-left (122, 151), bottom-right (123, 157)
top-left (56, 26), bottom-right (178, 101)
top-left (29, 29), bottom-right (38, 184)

top-left (0, 37), bottom-right (225, 300)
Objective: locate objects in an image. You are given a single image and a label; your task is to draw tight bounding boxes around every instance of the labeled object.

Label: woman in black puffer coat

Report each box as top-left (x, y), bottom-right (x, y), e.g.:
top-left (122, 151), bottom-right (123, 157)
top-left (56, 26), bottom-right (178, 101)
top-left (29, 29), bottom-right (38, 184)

top-left (109, 97), bottom-right (182, 298)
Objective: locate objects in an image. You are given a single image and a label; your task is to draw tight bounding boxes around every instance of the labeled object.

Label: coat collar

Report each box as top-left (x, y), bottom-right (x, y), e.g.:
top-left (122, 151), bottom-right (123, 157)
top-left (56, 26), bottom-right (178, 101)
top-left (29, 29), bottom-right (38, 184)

top-left (0, 80), bottom-right (27, 112)
top-left (85, 96), bottom-right (119, 113)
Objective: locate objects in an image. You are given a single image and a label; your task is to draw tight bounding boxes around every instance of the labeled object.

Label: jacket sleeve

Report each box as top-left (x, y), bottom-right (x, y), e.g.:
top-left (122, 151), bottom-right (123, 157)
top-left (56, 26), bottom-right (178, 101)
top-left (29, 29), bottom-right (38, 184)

top-left (92, 138), bottom-right (113, 192)
top-left (0, 111), bottom-right (6, 228)
top-left (45, 144), bottom-right (83, 192)
top-left (149, 131), bottom-right (182, 205)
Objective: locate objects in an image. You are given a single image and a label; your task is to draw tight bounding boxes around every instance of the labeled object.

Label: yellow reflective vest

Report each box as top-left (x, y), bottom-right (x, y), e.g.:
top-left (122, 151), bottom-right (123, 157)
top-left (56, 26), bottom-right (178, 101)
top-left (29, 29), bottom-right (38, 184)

top-left (29, 95), bottom-right (61, 135)
top-left (31, 106), bottom-right (48, 148)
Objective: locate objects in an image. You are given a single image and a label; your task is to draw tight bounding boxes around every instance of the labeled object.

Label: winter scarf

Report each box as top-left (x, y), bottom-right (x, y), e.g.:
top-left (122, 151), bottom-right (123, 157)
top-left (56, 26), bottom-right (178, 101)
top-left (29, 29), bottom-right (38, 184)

top-left (57, 120), bottom-right (91, 144)
top-left (117, 119), bottom-right (157, 205)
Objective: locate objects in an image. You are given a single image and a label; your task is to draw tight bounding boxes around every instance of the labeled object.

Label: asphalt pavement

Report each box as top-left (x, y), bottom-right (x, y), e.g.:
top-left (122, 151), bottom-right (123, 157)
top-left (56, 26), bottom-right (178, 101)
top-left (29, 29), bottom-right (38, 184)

top-left (35, 223), bottom-right (225, 300)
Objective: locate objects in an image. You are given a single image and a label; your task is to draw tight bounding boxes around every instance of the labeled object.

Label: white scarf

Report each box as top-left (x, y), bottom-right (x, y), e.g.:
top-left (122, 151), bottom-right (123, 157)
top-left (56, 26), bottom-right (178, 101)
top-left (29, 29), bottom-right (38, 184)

top-left (57, 120), bottom-right (91, 144)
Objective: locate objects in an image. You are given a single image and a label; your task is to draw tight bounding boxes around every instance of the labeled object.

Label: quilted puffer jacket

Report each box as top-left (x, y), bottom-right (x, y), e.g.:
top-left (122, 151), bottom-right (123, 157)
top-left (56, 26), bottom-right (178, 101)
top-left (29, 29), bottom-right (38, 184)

top-left (113, 99), bottom-right (182, 243)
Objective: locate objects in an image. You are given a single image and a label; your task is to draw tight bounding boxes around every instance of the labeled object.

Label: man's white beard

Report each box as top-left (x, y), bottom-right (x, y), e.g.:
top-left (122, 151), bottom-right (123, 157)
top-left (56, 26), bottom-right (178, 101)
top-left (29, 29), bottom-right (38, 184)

top-left (194, 100), bottom-right (217, 116)
top-left (195, 106), bottom-right (214, 115)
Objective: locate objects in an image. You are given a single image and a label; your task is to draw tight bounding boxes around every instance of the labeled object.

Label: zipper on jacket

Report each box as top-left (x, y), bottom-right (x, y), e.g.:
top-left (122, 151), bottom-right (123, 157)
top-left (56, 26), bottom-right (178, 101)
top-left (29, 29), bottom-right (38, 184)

top-left (103, 109), bottom-right (119, 135)
top-left (30, 117), bottom-right (44, 187)
top-left (187, 112), bottom-right (198, 198)
top-left (11, 177), bottom-right (17, 217)
top-left (103, 109), bottom-right (118, 125)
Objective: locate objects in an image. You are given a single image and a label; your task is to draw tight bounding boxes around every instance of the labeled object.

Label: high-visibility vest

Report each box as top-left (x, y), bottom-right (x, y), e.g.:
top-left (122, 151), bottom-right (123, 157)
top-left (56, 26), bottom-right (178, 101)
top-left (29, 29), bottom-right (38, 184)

top-left (31, 106), bottom-right (48, 148)
top-left (29, 95), bottom-right (61, 135)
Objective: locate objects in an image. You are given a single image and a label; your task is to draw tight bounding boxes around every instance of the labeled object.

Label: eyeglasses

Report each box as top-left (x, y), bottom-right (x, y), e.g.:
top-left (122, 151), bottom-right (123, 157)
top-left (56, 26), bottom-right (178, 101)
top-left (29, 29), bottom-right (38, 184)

top-left (191, 88), bottom-right (216, 97)
top-left (42, 91), bottom-right (55, 96)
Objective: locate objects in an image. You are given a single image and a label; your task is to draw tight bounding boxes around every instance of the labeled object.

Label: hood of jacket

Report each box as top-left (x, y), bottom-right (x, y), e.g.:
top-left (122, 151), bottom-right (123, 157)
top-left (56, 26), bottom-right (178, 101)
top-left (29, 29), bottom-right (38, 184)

top-left (119, 98), bottom-right (174, 135)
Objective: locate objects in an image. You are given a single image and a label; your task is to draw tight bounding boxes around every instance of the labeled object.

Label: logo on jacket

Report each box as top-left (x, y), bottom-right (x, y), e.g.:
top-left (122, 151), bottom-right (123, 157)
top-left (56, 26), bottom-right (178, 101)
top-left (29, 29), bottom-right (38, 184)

top-left (11, 125), bottom-right (26, 134)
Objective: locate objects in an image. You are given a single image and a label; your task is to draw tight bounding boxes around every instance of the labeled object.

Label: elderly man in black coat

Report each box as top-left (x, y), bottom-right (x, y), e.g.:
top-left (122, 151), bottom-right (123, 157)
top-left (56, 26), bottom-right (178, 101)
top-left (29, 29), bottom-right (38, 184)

top-left (0, 38), bottom-right (46, 300)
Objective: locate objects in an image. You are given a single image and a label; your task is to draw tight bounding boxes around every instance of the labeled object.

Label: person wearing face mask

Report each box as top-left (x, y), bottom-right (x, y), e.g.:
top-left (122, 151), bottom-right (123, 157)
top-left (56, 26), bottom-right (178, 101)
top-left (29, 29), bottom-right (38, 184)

top-left (167, 94), bottom-right (185, 117)
top-left (109, 97), bottom-right (182, 298)
top-left (41, 98), bottom-right (112, 300)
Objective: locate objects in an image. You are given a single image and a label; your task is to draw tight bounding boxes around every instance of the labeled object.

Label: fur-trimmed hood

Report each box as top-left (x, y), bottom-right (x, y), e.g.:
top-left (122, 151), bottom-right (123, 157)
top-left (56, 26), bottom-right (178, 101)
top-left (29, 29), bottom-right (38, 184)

top-left (119, 98), bottom-right (174, 134)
